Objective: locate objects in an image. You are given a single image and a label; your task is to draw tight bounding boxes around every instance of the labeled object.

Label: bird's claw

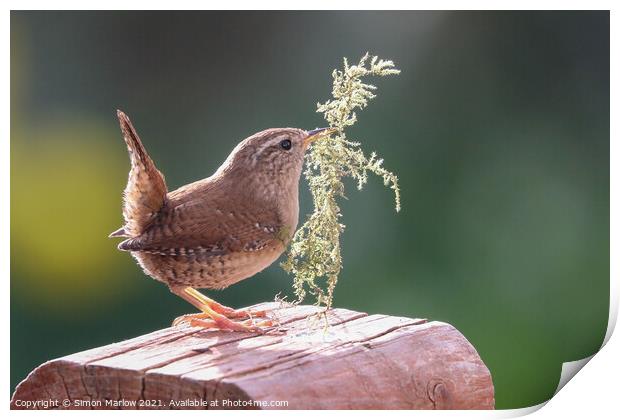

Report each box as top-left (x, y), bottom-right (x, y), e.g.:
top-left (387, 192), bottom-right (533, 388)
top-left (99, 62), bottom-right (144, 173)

top-left (172, 312), bottom-right (274, 334)
top-left (172, 312), bottom-right (210, 327)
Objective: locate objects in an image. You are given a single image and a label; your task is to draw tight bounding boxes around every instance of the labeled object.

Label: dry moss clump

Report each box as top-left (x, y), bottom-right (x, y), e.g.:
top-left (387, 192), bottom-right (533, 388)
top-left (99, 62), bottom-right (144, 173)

top-left (282, 53), bottom-right (401, 309)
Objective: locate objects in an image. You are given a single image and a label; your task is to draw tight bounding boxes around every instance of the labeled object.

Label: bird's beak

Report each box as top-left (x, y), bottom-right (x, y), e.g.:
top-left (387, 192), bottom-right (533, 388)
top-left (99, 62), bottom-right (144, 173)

top-left (303, 127), bottom-right (337, 148)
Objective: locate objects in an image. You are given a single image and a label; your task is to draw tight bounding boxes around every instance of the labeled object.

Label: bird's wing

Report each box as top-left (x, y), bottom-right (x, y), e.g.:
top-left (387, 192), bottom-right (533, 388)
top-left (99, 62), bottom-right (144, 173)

top-left (117, 200), bottom-right (283, 256)
top-left (113, 111), bottom-right (168, 237)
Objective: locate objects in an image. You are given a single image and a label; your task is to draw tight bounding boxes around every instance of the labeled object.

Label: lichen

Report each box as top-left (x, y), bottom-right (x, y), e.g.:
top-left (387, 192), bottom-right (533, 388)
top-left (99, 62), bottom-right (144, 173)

top-left (281, 53), bottom-right (401, 310)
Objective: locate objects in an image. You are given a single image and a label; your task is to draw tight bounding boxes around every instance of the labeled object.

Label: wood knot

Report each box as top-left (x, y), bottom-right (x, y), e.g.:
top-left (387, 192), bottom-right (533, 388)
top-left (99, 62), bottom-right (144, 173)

top-left (427, 378), bottom-right (452, 409)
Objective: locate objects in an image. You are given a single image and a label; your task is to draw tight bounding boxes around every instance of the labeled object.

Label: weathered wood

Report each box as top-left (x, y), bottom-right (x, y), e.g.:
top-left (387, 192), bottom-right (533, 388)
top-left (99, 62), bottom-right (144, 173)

top-left (11, 303), bottom-right (494, 409)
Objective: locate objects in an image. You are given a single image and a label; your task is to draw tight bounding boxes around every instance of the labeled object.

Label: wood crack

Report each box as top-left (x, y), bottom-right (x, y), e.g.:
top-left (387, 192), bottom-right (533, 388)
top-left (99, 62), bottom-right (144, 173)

top-left (216, 317), bottom-right (428, 382)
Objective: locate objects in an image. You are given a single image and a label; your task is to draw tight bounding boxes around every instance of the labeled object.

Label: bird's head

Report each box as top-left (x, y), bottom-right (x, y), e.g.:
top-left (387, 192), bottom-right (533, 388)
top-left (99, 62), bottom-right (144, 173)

top-left (221, 127), bottom-right (335, 184)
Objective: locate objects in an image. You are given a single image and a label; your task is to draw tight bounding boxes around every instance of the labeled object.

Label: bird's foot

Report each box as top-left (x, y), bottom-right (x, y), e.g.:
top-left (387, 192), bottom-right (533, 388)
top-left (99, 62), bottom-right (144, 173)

top-left (169, 287), bottom-right (273, 333)
top-left (193, 316), bottom-right (273, 333)
top-left (173, 312), bottom-right (273, 333)
top-left (207, 302), bottom-right (268, 319)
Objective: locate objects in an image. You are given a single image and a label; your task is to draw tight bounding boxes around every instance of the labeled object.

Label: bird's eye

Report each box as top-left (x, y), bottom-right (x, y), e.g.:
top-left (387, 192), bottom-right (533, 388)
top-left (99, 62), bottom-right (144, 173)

top-left (279, 139), bottom-right (292, 150)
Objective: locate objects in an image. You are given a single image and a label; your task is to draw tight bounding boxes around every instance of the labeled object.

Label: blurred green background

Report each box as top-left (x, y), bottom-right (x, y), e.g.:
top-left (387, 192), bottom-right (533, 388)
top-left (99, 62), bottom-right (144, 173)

top-left (10, 11), bottom-right (609, 409)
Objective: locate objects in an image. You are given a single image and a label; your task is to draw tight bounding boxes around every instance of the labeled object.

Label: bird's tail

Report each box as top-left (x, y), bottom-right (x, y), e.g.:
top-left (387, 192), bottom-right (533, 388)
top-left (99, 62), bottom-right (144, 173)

top-left (110, 110), bottom-right (168, 238)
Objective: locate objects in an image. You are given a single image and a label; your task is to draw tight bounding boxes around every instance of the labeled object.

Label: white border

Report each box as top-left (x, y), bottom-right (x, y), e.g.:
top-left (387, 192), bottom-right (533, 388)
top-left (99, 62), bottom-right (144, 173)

top-left (3, 3), bottom-right (616, 418)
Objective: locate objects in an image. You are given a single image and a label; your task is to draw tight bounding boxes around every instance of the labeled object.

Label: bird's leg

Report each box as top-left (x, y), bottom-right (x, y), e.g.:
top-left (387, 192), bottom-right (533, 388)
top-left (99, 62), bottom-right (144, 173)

top-left (170, 286), bottom-right (272, 332)
top-left (192, 290), bottom-right (268, 319)
top-left (177, 286), bottom-right (268, 318)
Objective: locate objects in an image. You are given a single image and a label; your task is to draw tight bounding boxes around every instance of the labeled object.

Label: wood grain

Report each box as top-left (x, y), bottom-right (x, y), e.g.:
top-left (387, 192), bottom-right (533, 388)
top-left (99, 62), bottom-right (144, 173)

top-left (11, 303), bottom-right (494, 410)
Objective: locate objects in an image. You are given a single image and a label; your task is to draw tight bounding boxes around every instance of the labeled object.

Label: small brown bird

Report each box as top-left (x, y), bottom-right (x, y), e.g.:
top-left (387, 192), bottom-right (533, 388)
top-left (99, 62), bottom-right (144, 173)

top-left (110, 111), bottom-right (333, 333)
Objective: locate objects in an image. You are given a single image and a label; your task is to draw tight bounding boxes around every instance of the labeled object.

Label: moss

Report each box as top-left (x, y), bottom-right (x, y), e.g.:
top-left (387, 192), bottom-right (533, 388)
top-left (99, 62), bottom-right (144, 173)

top-left (282, 53), bottom-right (401, 309)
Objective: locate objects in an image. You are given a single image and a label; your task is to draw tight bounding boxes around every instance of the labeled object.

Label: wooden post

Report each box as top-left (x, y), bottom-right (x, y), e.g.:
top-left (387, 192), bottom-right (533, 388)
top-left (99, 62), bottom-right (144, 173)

top-left (11, 303), bottom-right (494, 409)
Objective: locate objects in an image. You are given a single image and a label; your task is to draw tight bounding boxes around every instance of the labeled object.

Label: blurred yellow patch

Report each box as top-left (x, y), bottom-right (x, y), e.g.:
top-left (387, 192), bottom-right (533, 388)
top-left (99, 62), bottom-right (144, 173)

top-left (11, 116), bottom-right (138, 314)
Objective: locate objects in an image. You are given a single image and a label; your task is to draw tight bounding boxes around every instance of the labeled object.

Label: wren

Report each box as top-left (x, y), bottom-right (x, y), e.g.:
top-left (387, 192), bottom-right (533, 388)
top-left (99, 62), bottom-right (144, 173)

top-left (110, 111), bottom-right (334, 333)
